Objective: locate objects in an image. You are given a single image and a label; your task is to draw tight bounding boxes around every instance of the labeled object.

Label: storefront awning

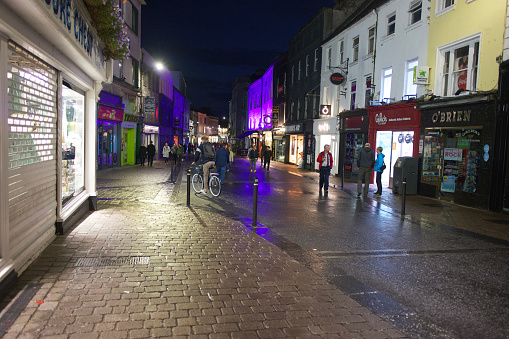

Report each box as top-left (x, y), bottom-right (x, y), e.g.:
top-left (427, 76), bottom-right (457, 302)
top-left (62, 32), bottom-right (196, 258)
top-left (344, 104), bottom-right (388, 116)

top-left (234, 130), bottom-right (257, 139)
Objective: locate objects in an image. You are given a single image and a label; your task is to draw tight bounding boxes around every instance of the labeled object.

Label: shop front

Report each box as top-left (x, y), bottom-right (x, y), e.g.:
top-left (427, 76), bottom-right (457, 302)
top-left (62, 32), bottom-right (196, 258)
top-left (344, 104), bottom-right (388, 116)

top-left (0, 0), bottom-right (110, 292)
top-left (367, 102), bottom-right (420, 187)
top-left (121, 113), bottom-right (138, 166)
top-left (418, 95), bottom-right (496, 209)
top-left (97, 105), bottom-right (123, 169)
top-left (143, 124), bottom-right (160, 158)
top-left (339, 109), bottom-right (369, 180)
top-left (313, 117), bottom-right (339, 175)
top-left (286, 123), bottom-right (304, 166)
top-left (273, 127), bottom-right (286, 162)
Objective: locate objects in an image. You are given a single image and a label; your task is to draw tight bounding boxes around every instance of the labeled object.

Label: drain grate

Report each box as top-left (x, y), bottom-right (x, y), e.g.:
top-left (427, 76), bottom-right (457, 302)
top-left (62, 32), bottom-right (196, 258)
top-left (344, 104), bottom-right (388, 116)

top-left (74, 256), bottom-right (150, 267)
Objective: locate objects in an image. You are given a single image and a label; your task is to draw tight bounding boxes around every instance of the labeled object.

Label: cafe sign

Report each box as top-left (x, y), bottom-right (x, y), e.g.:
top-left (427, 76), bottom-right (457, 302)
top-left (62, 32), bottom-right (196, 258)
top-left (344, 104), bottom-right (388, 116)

top-left (330, 73), bottom-right (345, 85)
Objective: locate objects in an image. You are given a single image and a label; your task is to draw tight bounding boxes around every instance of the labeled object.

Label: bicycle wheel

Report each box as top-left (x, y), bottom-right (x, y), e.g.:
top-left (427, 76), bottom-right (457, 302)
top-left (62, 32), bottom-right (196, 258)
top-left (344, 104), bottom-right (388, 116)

top-left (192, 173), bottom-right (203, 193)
top-left (209, 175), bottom-right (221, 197)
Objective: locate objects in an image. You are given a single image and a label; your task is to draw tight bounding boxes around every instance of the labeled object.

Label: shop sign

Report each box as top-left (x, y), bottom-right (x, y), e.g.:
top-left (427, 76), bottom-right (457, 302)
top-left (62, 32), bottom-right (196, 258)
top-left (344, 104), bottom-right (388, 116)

top-left (41, 0), bottom-right (97, 58)
top-left (413, 66), bottom-right (430, 85)
top-left (320, 105), bottom-right (331, 116)
top-left (330, 73), bottom-right (345, 85)
top-left (98, 105), bottom-right (123, 121)
top-left (375, 113), bottom-right (388, 125)
top-left (318, 122), bottom-right (330, 133)
top-left (285, 124), bottom-right (303, 133)
top-left (344, 116), bottom-right (363, 131)
top-left (441, 175), bottom-right (455, 193)
top-left (123, 113), bottom-right (138, 123)
top-left (144, 97), bottom-right (156, 116)
top-left (431, 110), bottom-right (471, 124)
top-left (122, 122), bottom-right (137, 129)
top-left (144, 125), bottom-right (159, 134)
top-left (273, 127), bottom-right (285, 136)
top-left (444, 148), bottom-right (463, 161)
top-left (369, 106), bottom-right (419, 129)
top-left (278, 85), bottom-right (284, 94)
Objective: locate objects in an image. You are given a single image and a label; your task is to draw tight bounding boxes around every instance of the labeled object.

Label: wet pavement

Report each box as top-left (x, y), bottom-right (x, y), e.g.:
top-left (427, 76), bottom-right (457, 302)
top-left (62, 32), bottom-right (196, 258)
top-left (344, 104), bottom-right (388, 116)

top-left (178, 157), bottom-right (509, 339)
top-left (0, 158), bottom-right (409, 339)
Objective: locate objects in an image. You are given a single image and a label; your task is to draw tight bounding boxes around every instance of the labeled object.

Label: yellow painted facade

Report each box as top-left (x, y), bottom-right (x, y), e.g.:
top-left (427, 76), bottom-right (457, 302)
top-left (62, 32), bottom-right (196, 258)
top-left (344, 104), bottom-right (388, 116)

top-left (427, 0), bottom-right (507, 94)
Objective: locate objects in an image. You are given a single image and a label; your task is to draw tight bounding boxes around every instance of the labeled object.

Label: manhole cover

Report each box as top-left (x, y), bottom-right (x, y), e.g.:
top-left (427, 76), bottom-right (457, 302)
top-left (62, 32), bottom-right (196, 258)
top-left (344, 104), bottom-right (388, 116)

top-left (75, 256), bottom-right (150, 267)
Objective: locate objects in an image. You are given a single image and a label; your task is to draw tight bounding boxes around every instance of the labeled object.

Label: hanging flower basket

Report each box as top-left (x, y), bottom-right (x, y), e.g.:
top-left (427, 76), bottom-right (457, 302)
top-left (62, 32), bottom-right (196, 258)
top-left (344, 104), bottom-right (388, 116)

top-left (84, 0), bottom-right (130, 61)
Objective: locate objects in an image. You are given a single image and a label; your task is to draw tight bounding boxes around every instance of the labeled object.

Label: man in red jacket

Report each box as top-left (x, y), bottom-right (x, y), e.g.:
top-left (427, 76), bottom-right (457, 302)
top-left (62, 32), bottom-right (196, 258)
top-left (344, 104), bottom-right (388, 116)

top-left (316, 144), bottom-right (333, 193)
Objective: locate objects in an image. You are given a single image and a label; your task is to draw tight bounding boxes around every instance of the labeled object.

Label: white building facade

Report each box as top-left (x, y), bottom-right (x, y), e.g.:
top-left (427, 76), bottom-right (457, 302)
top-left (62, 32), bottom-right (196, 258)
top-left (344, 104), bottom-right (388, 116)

top-left (0, 0), bottom-right (111, 292)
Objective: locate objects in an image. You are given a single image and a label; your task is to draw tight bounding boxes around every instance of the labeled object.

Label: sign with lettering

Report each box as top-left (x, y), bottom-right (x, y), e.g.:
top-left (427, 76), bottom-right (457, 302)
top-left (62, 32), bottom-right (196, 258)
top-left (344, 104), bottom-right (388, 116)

top-left (98, 105), bottom-right (123, 121)
top-left (444, 148), bottom-right (463, 161)
top-left (285, 123), bottom-right (303, 133)
top-left (368, 105), bottom-right (420, 129)
top-left (413, 66), bottom-right (430, 85)
top-left (431, 110), bottom-right (471, 124)
top-left (320, 105), bottom-right (331, 116)
top-left (40, 0), bottom-right (97, 59)
top-left (144, 97), bottom-right (156, 117)
top-left (330, 73), bottom-right (345, 85)
top-left (123, 113), bottom-right (139, 123)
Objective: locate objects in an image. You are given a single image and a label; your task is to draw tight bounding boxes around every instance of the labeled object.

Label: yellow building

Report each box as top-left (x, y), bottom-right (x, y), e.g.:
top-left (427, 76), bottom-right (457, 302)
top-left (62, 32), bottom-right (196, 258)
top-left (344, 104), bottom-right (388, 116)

top-left (426, 0), bottom-right (507, 96)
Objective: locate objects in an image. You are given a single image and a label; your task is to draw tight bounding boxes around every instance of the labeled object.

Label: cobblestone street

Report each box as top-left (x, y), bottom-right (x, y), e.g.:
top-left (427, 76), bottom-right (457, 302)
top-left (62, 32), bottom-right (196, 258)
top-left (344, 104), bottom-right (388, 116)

top-left (0, 160), bottom-right (407, 338)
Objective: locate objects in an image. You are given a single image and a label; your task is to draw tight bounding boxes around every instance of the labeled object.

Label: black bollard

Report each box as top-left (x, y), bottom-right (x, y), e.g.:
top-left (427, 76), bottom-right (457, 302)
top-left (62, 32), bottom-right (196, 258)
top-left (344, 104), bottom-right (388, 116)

top-left (341, 164), bottom-right (345, 190)
top-left (401, 177), bottom-right (407, 216)
top-left (187, 169), bottom-right (191, 207)
top-left (252, 177), bottom-right (258, 227)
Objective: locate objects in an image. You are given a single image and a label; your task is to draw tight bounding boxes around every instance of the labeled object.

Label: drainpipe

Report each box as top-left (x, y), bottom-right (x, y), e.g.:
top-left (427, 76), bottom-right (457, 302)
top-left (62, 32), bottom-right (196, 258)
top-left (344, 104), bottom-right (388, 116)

top-left (372, 9), bottom-right (378, 102)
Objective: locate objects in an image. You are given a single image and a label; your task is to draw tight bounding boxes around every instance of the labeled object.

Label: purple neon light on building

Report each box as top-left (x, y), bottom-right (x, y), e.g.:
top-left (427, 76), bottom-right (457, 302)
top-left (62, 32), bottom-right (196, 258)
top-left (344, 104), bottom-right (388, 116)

top-left (247, 64), bottom-right (274, 131)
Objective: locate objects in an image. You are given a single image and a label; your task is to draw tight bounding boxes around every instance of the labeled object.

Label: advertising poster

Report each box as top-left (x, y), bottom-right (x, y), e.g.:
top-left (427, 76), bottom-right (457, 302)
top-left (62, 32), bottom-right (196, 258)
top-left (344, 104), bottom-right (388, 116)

top-left (441, 175), bottom-right (455, 193)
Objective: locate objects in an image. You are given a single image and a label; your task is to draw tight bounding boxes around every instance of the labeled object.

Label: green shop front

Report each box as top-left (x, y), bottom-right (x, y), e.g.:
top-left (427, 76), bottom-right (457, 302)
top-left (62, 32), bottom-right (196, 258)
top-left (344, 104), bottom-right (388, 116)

top-left (418, 94), bottom-right (496, 210)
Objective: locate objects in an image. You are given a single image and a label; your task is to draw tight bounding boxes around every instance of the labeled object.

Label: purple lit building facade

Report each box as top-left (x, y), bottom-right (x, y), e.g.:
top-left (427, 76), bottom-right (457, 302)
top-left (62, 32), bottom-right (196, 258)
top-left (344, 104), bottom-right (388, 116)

top-left (247, 65), bottom-right (274, 151)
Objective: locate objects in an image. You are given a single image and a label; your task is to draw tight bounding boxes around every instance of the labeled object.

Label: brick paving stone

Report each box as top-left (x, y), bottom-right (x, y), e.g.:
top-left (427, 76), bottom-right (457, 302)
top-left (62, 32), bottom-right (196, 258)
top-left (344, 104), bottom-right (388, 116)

top-left (0, 164), bottom-right (409, 339)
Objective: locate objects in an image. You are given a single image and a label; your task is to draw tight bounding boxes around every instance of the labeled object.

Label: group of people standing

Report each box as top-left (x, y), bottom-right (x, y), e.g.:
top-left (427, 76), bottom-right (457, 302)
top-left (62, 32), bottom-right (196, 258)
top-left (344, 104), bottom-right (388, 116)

top-left (247, 143), bottom-right (272, 173)
top-left (162, 142), bottom-right (184, 166)
top-left (138, 141), bottom-right (185, 167)
top-left (316, 142), bottom-right (385, 197)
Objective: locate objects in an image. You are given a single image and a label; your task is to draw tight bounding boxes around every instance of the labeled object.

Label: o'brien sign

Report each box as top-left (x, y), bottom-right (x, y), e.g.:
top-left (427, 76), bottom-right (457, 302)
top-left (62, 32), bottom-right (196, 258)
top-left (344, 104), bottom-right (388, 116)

top-left (432, 110), bottom-right (471, 124)
top-left (41, 0), bottom-right (95, 57)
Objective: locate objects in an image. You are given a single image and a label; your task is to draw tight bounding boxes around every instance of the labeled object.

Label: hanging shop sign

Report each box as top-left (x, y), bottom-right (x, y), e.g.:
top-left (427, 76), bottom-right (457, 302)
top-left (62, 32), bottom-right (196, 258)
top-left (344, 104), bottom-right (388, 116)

top-left (320, 105), bottom-right (331, 116)
top-left (413, 66), bottom-right (430, 85)
top-left (144, 125), bottom-right (159, 134)
top-left (98, 105), bottom-right (123, 121)
top-left (144, 97), bottom-right (156, 117)
top-left (330, 73), bottom-right (345, 85)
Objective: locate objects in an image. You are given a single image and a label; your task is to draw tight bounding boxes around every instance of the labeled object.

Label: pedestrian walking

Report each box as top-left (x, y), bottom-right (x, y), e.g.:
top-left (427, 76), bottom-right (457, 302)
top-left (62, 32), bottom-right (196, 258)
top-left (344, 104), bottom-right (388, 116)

top-left (138, 144), bottom-right (147, 166)
top-left (356, 143), bottom-right (375, 198)
top-left (373, 146), bottom-right (386, 197)
top-left (215, 143), bottom-right (229, 184)
top-left (171, 143), bottom-right (178, 165)
top-left (227, 143), bottom-right (234, 171)
top-left (317, 144), bottom-right (333, 193)
top-left (263, 146), bottom-right (272, 172)
top-left (192, 135), bottom-right (216, 194)
top-left (260, 143), bottom-right (267, 168)
top-left (248, 144), bottom-right (258, 173)
top-left (177, 143), bottom-right (184, 166)
top-left (162, 142), bottom-right (171, 165)
top-left (147, 140), bottom-right (156, 167)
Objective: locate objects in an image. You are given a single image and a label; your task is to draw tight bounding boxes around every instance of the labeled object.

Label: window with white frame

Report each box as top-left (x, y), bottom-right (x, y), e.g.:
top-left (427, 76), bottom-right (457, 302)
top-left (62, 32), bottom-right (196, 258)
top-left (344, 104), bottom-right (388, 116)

top-left (353, 36), bottom-right (359, 62)
top-left (365, 76), bottom-right (372, 107)
top-left (387, 13), bottom-right (396, 35)
top-left (405, 59), bottom-right (418, 98)
top-left (297, 99), bottom-right (301, 120)
top-left (314, 48), bottom-right (319, 72)
top-left (409, 1), bottom-right (422, 25)
top-left (327, 48), bottom-right (332, 68)
top-left (368, 27), bottom-right (375, 55)
top-left (381, 68), bottom-right (393, 103)
top-left (439, 38), bottom-right (479, 96)
top-left (291, 65), bottom-right (295, 84)
top-left (350, 81), bottom-right (357, 110)
top-left (298, 60), bottom-right (301, 80)
top-left (306, 55), bottom-right (310, 76)
top-left (441, 0), bottom-right (455, 10)
top-left (339, 40), bottom-right (344, 64)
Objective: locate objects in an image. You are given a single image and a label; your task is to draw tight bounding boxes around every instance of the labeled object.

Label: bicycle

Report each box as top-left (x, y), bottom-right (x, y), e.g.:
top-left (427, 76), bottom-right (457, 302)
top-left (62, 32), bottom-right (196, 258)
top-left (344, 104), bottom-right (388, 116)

top-left (191, 165), bottom-right (222, 197)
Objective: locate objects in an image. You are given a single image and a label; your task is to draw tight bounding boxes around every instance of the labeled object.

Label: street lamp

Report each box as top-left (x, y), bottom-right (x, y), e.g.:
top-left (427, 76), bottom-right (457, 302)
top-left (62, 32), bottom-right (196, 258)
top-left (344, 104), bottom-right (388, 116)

top-left (155, 62), bottom-right (164, 71)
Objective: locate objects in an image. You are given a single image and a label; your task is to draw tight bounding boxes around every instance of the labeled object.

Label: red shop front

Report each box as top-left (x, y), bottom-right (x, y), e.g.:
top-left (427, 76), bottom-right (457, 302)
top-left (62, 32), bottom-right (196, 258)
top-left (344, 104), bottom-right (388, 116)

top-left (367, 102), bottom-right (420, 187)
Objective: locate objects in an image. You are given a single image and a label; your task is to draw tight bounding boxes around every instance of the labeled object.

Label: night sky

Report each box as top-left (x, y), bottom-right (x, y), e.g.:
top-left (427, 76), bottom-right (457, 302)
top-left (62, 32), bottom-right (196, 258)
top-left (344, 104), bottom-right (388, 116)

top-left (141, 0), bottom-right (336, 117)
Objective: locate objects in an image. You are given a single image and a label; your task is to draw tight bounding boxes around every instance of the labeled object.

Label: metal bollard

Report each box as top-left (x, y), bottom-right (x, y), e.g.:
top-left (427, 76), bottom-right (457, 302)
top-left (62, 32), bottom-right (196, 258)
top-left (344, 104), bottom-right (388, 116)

top-left (341, 164), bottom-right (345, 190)
top-left (401, 177), bottom-right (407, 215)
top-left (252, 177), bottom-right (258, 227)
top-left (187, 169), bottom-right (191, 207)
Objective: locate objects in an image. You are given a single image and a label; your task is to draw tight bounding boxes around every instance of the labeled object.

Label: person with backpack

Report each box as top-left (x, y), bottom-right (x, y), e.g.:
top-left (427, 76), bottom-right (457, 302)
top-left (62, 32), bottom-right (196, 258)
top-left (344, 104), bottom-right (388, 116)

top-left (247, 143), bottom-right (258, 173)
top-left (192, 135), bottom-right (216, 194)
top-left (356, 143), bottom-right (375, 198)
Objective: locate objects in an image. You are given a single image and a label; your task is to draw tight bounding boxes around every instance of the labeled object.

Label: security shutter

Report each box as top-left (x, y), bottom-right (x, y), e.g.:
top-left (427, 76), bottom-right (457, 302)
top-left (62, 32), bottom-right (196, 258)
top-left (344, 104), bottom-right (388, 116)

top-left (6, 41), bottom-right (58, 263)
